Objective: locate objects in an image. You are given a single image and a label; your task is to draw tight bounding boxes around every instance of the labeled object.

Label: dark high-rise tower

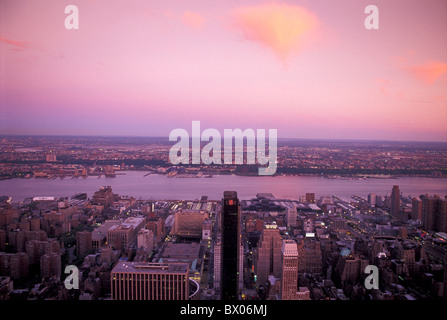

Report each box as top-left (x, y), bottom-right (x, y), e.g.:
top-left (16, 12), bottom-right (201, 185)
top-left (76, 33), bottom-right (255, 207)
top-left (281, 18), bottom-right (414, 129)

top-left (221, 191), bottom-right (241, 300)
top-left (390, 185), bottom-right (400, 218)
top-left (422, 195), bottom-right (447, 233)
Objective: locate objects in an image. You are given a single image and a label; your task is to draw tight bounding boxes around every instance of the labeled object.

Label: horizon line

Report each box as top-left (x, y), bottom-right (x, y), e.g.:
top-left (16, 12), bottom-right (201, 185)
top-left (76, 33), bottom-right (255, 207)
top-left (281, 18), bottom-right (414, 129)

top-left (1, 133), bottom-right (447, 145)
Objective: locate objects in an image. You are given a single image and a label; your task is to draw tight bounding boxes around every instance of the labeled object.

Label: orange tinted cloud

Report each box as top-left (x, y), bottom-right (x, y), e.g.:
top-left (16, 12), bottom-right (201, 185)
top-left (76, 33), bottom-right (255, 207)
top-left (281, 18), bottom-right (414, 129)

top-left (182, 11), bottom-right (206, 29)
top-left (406, 61), bottom-right (447, 84)
top-left (0, 36), bottom-right (29, 49)
top-left (232, 3), bottom-right (318, 63)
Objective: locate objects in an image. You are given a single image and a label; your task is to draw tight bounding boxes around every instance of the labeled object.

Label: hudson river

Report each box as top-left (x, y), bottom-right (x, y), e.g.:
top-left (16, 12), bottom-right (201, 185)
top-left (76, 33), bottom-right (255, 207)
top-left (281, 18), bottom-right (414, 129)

top-left (0, 171), bottom-right (446, 202)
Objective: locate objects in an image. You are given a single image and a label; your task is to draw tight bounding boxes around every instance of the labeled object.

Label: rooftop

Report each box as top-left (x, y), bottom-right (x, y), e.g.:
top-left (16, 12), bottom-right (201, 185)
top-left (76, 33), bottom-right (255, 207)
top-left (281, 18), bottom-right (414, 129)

top-left (111, 262), bottom-right (189, 274)
top-left (162, 242), bottom-right (202, 260)
top-left (224, 191), bottom-right (238, 199)
top-left (108, 217), bottom-right (145, 231)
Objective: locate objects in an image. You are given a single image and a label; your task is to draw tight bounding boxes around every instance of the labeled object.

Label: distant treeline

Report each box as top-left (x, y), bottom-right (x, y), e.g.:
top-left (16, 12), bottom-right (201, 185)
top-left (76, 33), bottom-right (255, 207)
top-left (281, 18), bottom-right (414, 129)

top-left (1, 158), bottom-right (167, 167)
top-left (1, 158), bottom-right (445, 176)
top-left (276, 167), bottom-right (447, 176)
top-left (234, 165), bottom-right (446, 176)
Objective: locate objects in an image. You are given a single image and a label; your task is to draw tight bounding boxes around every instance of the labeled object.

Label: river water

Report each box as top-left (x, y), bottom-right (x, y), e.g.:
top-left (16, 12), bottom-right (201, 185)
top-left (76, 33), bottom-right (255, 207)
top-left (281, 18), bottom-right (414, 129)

top-left (0, 171), bottom-right (446, 202)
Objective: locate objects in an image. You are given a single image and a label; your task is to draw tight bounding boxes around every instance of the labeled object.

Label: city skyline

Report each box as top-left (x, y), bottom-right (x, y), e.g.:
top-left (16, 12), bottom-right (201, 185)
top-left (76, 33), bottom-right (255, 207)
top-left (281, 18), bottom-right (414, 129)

top-left (1, 0), bottom-right (447, 142)
top-left (1, 185), bottom-right (446, 302)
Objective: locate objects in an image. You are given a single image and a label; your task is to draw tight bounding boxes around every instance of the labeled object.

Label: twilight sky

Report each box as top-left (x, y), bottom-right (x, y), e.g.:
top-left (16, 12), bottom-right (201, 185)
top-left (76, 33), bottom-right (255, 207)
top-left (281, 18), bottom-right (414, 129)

top-left (1, 0), bottom-right (446, 141)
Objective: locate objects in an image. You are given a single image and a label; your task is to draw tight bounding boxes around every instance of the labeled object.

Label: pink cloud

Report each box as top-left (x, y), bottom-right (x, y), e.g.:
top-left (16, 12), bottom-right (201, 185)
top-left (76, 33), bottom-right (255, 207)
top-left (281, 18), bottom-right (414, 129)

top-left (375, 76), bottom-right (447, 104)
top-left (182, 11), bottom-right (206, 29)
top-left (0, 36), bottom-right (29, 49)
top-left (405, 60), bottom-right (447, 85)
top-left (232, 2), bottom-right (318, 64)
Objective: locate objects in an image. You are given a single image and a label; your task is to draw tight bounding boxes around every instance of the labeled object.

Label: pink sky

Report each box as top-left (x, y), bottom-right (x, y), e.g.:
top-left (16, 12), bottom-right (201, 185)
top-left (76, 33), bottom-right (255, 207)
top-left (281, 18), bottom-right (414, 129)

top-left (1, 0), bottom-right (446, 141)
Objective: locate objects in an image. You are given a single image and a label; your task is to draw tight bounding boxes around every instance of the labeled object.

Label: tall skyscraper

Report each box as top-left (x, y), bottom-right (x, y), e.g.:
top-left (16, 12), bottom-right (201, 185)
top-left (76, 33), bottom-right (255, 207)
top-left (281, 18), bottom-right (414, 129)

top-left (298, 239), bottom-right (323, 274)
top-left (281, 240), bottom-right (298, 300)
top-left (422, 195), bottom-right (447, 233)
top-left (338, 254), bottom-right (369, 282)
top-left (147, 217), bottom-right (165, 242)
top-left (286, 206), bottom-right (297, 227)
top-left (213, 237), bottom-right (222, 290)
top-left (376, 195), bottom-right (383, 207)
top-left (214, 235), bottom-right (243, 292)
top-left (422, 195), bottom-right (435, 231)
top-left (221, 191), bottom-right (241, 300)
top-left (0, 252), bottom-right (29, 280)
top-left (444, 252), bottom-right (447, 300)
top-left (368, 193), bottom-right (376, 207)
top-left (256, 223), bottom-right (282, 286)
top-left (411, 197), bottom-right (422, 221)
top-left (40, 253), bottom-right (61, 279)
top-left (390, 185), bottom-right (400, 218)
top-left (76, 230), bottom-right (92, 257)
top-left (439, 199), bottom-right (447, 233)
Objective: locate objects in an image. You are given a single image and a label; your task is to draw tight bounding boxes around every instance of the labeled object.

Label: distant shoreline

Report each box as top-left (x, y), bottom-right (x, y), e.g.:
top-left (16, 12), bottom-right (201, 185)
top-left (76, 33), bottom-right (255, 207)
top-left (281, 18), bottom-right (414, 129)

top-left (1, 169), bottom-right (446, 181)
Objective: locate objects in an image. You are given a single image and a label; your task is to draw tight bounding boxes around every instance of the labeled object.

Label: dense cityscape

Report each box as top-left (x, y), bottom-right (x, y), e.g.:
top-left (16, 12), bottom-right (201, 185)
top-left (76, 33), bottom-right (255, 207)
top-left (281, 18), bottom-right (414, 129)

top-left (0, 136), bottom-right (446, 302)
